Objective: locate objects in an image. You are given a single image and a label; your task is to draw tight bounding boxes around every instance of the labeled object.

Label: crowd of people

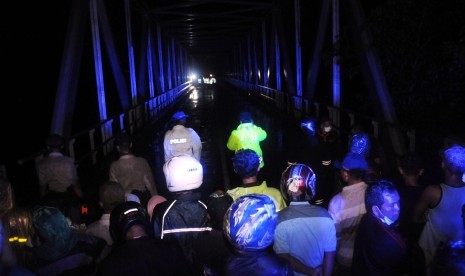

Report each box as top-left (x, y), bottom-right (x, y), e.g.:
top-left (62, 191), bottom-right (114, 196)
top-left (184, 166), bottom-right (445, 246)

top-left (0, 110), bottom-right (464, 276)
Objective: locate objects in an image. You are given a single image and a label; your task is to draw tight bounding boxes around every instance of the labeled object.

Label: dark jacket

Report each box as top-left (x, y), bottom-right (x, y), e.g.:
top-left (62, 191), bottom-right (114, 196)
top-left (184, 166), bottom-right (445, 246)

top-left (223, 249), bottom-right (294, 276)
top-left (152, 191), bottom-right (211, 273)
top-left (352, 213), bottom-right (407, 276)
top-left (97, 236), bottom-right (190, 276)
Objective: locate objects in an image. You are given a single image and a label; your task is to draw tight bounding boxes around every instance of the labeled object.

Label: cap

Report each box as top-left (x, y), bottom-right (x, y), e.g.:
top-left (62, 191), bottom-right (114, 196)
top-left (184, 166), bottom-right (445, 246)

top-left (442, 145), bottom-right (465, 180)
top-left (110, 201), bottom-right (151, 243)
top-left (223, 194), bottom-right (277, 251)
top-left (172, 111), bottom-right (189, 120)
top-left (46, 134), bottom-right (65, 148)
top-left (163, 155), bottom-right (203, 192)
top-left (335, 152), bottom-right (368, 171)
top-left (239, 112), bottom-right (253, 123)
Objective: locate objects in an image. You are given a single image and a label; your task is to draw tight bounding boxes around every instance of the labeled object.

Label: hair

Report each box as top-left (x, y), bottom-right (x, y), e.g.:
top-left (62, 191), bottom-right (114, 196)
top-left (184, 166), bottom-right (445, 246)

top-left (399, 152), bottom-right (424, 176)
top-left (45, 134), bottom-right (66, 149)
top-left (319, 116), bottom-right (332, 125)
top-left (365, 179), bottom-right (398, 212)
top-left (115, 133), bottom-right (132, 148)
top-left (99, 181), bottom-right (126, 213)
top-left (0, 178), bottom-right (15, 218)
top-left (205, 190), bottom-right (233, 230)
top-left (347, 169), bottom-right (366, 181)
top-left (232, 149), bottom-right (260, 178)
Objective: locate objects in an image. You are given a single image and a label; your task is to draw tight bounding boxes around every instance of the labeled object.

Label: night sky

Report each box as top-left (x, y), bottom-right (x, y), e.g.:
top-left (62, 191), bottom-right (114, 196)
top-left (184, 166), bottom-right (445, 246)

top-left (1, 0), bottom-right (465, 170)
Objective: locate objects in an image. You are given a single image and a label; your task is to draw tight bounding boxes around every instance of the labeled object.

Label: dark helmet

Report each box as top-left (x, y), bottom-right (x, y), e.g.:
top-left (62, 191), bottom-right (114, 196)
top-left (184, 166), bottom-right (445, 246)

top-left (280, 163), bottom-right (316, 202)
top-left (223, 194), bottom-right (277, 251)
top-left (109, 201), bottom-right (151, 244)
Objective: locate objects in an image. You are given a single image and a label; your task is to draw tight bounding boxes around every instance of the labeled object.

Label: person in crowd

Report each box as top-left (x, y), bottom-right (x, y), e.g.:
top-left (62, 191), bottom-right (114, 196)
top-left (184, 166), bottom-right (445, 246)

top-left (0, 178), bottom-right (35, 275)
top-left (97, 201), bottom-right (190, 276)
top-left (396, 152), bottom-right (426, 244)
top-left (146, 195), bottom-right (167, 221)
top-left (163, 110), bottom-right (202, 162)
top-left (109, 133), bottom-right (158, 208)
top-left (3, 206), bottom-right (36, 270)
top-left (226, 149), bottom-right (286, 212)
top-left (227, 111), bottom-right (267, 169)
top-left (36, 134), bottom-right (84, 219)
top-left (194, 190), bottom-right (234, 275)
top-left (29, 206), bottom-right (106, 275)
top-left (274, 163), bottom-right (336, 276)
top-left (315, 116), bottom-right (343, 205)
top-left (151, 155), bottom-right (212, 274)
top-left (222, 194), bottom-right (294, 275)
top-left (396, 151), bottom-right (428, 275)
top-left (350, 121), bottom-right (390, 179)
top-left (85, 181), bottom-right (126, 262)
top-left (414, 144), bottom-right (465, 266)
top-left (327, 152), bottom-right (368, 276)
top-left (352, 180), bottom-right (407, 276)
top-left (347, 132), bottom-right (382, 185)
top-left (429, 203), bottom-right (465, 276)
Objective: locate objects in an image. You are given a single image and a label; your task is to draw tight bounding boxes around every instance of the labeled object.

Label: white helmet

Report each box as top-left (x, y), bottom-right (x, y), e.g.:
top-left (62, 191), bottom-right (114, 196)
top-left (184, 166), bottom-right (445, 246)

top-left (163, 155), bottom-right (203, 192)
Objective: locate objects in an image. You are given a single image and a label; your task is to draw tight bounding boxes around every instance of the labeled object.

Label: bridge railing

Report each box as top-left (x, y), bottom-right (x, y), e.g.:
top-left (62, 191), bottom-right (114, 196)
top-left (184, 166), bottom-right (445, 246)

top-left (15, 82), bottom-right (193, 181)
top-left (227, 78), bottom-right (419, 163)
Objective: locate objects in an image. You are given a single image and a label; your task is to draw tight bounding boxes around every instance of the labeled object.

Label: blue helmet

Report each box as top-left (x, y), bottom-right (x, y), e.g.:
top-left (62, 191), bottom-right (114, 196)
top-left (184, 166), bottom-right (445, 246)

top-left (280, 163), bottom-right (316, 202)
top-left (349, 133), bottom-right (372, 157)
top-left (223, 194), bottom-right (277, 251)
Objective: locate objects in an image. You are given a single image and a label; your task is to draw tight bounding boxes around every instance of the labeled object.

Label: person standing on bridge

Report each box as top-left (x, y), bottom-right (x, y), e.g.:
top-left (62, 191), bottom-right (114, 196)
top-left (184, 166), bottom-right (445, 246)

top-left (109, 133), bottom-right (158, 208)
top-left (163, 110), bottom-right (202, 162)
top-left (227, 111), bottom-right (267, 169)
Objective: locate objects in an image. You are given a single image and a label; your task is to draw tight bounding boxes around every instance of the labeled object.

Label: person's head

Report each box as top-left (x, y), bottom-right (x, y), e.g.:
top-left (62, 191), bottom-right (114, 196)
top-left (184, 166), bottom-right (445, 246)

top-left (114, 133), bottom-right (132, 153)
top-left (0, 178), bottom-right (14, 218)
top-left (98, 181), bottom-right (126, 213)
top-left (319, 116), bottom-right (332, 133)
top-left (365, 180), bottom-right (400, 226)
top-left (398, 151), bottom-right (424, 177)
top-left (147, 195), bottom-right (167, 220)
top-left (223, 194), bottom-right (277, 252)
top-left (205, 190), bottom-right (234, 230)
top-left (45, 134), bottom-right (66, 151)
top-left (32, 206), bottom-right (77, 260)
top-left (349, 133), bottom-right (371, 158)
top-left (163, 155), bottom-right (203, 193)
top-left (441, 144), bottom-right (465, 182)
top-left (171, 110), bottom-right (189, 125)
top-left (3, 207), bottom-right (35, 246)
top-left (109, 201), bottom-right (152, 244)
top-left (232, 149), bottom-right (260, 179)
top-left (239, 111), bottom-right (253, 124)
top-left (280, 163), bottom-right (316, 202)
top-left (336, 152), bottom-right (367, 183)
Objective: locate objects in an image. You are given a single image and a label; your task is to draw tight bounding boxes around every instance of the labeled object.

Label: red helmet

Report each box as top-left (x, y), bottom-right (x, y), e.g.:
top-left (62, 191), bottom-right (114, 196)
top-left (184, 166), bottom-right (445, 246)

top-left (280, 163), bottom-right (316, 202)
